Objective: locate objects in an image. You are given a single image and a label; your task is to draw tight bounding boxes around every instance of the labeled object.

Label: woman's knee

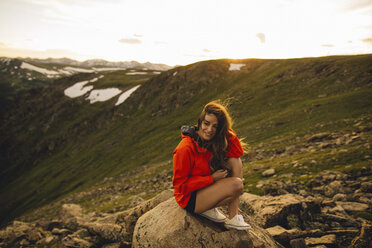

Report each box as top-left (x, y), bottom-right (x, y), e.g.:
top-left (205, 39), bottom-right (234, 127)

top-left (229, 177), bottom-right (243, 195)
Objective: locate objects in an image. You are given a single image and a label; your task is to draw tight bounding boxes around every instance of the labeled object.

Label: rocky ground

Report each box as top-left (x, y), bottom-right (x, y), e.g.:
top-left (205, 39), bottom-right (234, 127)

top-left (0, 168), bottom-right (370, 248)
top-left (0, 124), bottom-right (371, 247)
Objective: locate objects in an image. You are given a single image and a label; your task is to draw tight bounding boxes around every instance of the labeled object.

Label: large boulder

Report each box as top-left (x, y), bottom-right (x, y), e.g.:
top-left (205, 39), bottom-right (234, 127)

top-left (132, 198), bottom-right (282, 248)
top-left (239, 193), bottom-right (319, 229)
top-left (115, 189), bottom-right (173, 239)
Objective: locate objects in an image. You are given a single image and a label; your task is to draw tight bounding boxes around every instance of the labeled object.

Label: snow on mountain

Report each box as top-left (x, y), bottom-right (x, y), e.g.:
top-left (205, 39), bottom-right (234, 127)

top-left (229, 63), bottom-right (245, 71)
top-left (64, 81), bottom-right (94, 98)
top-left (86, 88), bottom-right (122, 104)
top-left (115, 85), bottom-right (141, 106)
top-left (20, 62), bottom-right (60, 77)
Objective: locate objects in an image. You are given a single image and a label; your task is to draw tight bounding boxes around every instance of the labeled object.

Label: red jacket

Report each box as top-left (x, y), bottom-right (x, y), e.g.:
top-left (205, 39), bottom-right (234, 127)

top-left (172, 129), bottom-right (244, 208)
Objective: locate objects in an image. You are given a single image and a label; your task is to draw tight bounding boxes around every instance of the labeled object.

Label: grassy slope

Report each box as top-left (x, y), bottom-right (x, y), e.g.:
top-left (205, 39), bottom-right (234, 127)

top-left (1, 54), bottom-right (371, 226)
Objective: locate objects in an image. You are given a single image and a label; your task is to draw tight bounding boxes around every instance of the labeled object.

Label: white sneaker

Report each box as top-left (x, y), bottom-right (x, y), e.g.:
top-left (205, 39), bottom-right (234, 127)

top-left (199, 208), bottom-right (226, 223)
top-left (224, 214), bottom-right (252, 230)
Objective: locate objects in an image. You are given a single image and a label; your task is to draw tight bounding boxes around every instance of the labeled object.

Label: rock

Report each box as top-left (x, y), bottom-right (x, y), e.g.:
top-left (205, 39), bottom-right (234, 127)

top-left (265, 225), bottom-right (302, 245)
top-left (360, 182), bottom-right (372, 193)
top-left (127, 195), bottom-right (145, 208)
top-left (62, 235), bottom-right (93, 248)
top-left (305, 234), bottom-right (336, 246)
top-left (27, 227), bottom-right (44, 243)
top-left (306, 133), bottom-right (331, 143)
top-left (0, 221), bottom-right (32, 244)
top-left (36, 220), bottom-right (62, 231)
top-left (115, 189), bottom-right (173, 241)
top-left (336, 201), bottom-right (369, 212)
top-left (83, 222), bottom-right (127, 243)
top-left (132, 198), bottom-right (282, 248)
top-left (133, 197), bottom-right (281, 248)
top-left (74, 228), bottom-right (90, 239)
top-left (51, 228), bottom-right (71, 236)
top-left (60, 204), bottom-right (85, 231)
top-left (324, 180), bottom-right (344, 197)
top-left (289, 238), bottom-right (306, 248)
top-left (102, 243), bottom-right (122, 248)
top-left (350, 221), bottom-right (372, 247)
top-left (257, 179), bottom-right (298, 196)
top-left (262, 168), bottom-right (276, 177)
top-left (332, 193), bottom-right (347, 202)
top-left (36, 235), bottom-right (57, 246)
top-left (240, 193), bottom-right (317, 228)
top-left (61, 204), bottom-right (83, 219)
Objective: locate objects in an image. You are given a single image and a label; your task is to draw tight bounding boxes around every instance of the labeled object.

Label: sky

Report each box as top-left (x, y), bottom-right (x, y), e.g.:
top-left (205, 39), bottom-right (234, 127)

top-left (0, 0), bottom-right (371, 66)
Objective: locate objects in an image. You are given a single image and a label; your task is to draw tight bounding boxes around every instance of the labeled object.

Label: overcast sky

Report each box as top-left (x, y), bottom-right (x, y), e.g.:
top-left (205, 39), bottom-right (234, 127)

top-left (0, 0), bottom-right (371, 66)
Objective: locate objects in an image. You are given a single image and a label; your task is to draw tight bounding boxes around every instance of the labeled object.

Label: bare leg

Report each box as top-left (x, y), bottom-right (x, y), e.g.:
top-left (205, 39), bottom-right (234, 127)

top-left (225, 157), bottom-right (243, 179)
top-left (194, 177), bottom-right (243, 214)
top-left (225, 157), bottom-right (243, 218)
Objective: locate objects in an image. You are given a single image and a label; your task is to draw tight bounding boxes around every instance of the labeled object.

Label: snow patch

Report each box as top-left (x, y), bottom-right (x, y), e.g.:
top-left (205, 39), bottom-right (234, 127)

top-left (86, 88), bottom-right (122, 104)
top-left (64, 66), bottom-right (95, 73)
top-left (21, 62), bottom-right (59, 75)
top-left (64, 76), bottom-right (103, 98)
top-left (173, 71), bottom-right (178, 76)
top-left (229, 63), bottom-right (245, 71)
top-left (64, 80), bottom-right (93, 98)
top-left (115, 85), bottom-right (141, 106)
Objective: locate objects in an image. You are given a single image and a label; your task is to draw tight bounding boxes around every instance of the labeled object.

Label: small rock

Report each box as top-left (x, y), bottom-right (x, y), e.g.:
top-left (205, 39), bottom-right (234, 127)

top-left (62, 235), bottom-right (92, 248)
top-left (305, 234), bottom-right (336, 246)
top-left (306, 133), bottom-right (331, 142)
top-left (290, 238), bottom-right (306, 248)
top-left (51, 228), bottom-right (71, 236)
top-left (332, 193), bottom-right (347, 202)
top-left (350, 221), bottom-right (372, 247)
top-left (336, 201), bottom-right (369, 212)
top-left (262, 168), bottom-right (276, 177)
top-left (360, 182), bottom-right (372, 193)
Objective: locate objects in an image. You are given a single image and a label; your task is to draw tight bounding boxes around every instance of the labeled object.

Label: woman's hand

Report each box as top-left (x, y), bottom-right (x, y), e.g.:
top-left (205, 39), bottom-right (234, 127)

top-left (212, 169), bottom-right (228, 182)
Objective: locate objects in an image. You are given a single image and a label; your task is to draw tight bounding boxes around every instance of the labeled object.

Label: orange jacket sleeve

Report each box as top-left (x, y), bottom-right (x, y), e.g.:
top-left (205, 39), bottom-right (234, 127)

top-left (173, 145), bottom-right (214, 199)
top-left (225, 130), bottom-right (244, 158)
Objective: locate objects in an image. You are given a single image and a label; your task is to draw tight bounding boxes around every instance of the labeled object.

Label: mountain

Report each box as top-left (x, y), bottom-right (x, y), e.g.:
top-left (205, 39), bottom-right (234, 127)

top-left (0, 57), bottom-right (171, 117)
top-left (24, 57), bottom-right (173, 71)
top-left (0, 54), bottom-right (371, 229)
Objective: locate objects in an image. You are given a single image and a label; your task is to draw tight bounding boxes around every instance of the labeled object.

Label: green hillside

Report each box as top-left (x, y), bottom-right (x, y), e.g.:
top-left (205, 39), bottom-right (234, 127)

top-left (1, 54), bottom-right (371, 226)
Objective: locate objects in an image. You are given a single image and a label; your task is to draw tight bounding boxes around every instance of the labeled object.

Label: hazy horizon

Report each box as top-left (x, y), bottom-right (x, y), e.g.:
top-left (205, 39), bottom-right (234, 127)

top-left (1, 0), bottom-right (372, 66)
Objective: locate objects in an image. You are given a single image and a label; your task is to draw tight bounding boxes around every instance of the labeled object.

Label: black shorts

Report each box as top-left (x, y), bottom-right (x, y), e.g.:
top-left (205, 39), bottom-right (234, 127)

top-left (184, 191), bottom-right (197, 213)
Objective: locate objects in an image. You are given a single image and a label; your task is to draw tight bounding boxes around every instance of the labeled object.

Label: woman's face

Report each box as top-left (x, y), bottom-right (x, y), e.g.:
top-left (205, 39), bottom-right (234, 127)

top-left (198, 113), bottom-right (218, 141)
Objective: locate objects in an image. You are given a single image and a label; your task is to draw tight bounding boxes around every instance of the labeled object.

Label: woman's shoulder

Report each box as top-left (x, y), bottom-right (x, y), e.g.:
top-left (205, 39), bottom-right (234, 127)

top-left (227, 128), bottom-right (238, 139)
top-left (174, 136), bottom-right (195, 152)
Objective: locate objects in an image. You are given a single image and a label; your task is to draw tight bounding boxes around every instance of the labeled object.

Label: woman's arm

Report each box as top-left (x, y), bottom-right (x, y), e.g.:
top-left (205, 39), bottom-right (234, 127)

top-left (173, 146), bottom-right (214, 196)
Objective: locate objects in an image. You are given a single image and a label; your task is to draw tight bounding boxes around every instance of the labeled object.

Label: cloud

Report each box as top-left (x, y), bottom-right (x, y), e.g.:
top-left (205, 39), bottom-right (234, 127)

top-left (154, 41), bottom-right (167, 45)
top-left (203, 49), bottom-right (211, 53)
top-left (362, 38), bottom-right (372, 45)
top-left (321, 44), bottom-right (334, 48)
top-left (256, 33), bottom-right (266, 43)
top-left (133, 34), bottom-right (143, 38)
top-left (341, 0), bottom-right (372, 12)
top-left (119, 38), bottom-right (142, 45)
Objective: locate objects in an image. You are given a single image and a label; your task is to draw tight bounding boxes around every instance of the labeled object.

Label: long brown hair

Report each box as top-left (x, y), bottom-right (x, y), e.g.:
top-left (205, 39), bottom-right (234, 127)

top-left (197, 100), bottom-right (233, 171)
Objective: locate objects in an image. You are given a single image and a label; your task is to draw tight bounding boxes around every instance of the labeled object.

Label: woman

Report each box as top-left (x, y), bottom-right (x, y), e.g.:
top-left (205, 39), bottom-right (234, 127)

top-left (172, 101), bottom-right (251, 230)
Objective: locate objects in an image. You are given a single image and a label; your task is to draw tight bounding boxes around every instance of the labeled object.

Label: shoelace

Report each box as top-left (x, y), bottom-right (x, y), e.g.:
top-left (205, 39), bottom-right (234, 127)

top-left (236, 215), bottom-right (244, 222)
